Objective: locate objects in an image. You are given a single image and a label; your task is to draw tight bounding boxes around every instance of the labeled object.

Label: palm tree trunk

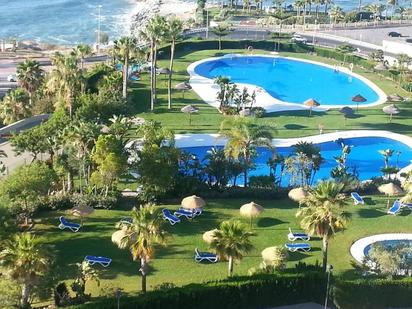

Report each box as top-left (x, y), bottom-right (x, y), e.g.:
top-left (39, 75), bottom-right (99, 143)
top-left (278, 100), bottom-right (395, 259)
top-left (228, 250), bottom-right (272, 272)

top-left (21, 283), bottom-right (30, 308)
top-left (168, 40), bottom-right (175, 109)
top-left (228, 256), bottom-right (234, 276)
top-left (153, 46), bottom-right (158, 105)
top-left (150, 42), bottom-right (155, 111)
top-left (28, 92), bottom-right (33, 106)
top-left (218, 37), bottom-right (222, 50)
top-left (140, 257), bottom-right (147, 293)
top-left (67, 171), bottom-right (73, 193)
top-left (122, 55), bottom-right (128, 99)
top-left (322, 235), bottom-right (329, 272)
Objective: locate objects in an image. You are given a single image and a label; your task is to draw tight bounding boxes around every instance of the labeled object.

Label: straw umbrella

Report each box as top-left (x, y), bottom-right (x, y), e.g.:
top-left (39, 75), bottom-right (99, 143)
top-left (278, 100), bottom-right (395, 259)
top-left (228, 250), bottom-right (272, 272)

top-left (352, 94), bottom-right (367, 111)
top-left (240, 201), bottom-right (264, 228)
top-left (202, 229), bottom-right (219, 243)
top-left (382, 104), bottom-right (400, 123)
top-left (304, 98), bottom-right (320, 116)
top-left (70, 205), bottom-right (94, 224)
top-left (288, 187), bottom-right (308, 202)
top-left (378, 183), bottom-right (404, 208)
top-left (111, 228), bottom-right (136, 246)
top-left (181, 105), bottom-right (199, 125)
top-left (261, 246), bottom-right (287, 266)
top-left (158, 68), bottom-right (171, 86)
top-left (175, 82), bottom-right (192, 99)
top-left (387, 94), bottom-right (404, 102)
top-left (374, 63), bottom-right (388, 71)
top-left (339, 106), bottom-right (354, 126)
top-left (181, 195), bottom-right (206, 209)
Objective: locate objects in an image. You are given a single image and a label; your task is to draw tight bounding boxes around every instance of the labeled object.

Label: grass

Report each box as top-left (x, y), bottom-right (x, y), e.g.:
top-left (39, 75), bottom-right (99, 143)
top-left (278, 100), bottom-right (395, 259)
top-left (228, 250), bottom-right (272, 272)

top-left (126, 48), bottom-right (412, 139)
top-left (34, 194), bottom-right (411, 298)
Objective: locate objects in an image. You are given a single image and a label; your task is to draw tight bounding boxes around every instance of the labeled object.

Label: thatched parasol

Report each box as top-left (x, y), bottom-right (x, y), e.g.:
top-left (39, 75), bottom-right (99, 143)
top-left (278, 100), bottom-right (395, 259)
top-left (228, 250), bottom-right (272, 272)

top-left (181, 195), bottom-right (206, 209)
top-left (304, 98), bottom-right (320, 116)
top-left (157, 68), bottom-right (171, 75)
top-left (70, 205), bottom-right (94, 224)
top-left (261, 246), bottom-right (287, 265)
top-left (374, 63), bottom-right (388, 71)
top-left (111, 229), bottom-right (135, 248)
top-left (175, 82), bottom-right (192, 99)
top-left (382, 104), bottom-right (400, 123)
top-left (339, 106), bottom-right (355, 126)
top-left (387, 94), bottom-right (404, 102)
top-left (352, 94), bottom-right (367, 111)
top-left (288, 187), bottom-right (308, 202)
top-left (181, 105), bottom-right (199, 125)
top-left (378, 182), bottom-right (404, 208)
top-left (202, 229), bottom-right (219, 243)
top-left (240, 202), bottom-right (264, 228)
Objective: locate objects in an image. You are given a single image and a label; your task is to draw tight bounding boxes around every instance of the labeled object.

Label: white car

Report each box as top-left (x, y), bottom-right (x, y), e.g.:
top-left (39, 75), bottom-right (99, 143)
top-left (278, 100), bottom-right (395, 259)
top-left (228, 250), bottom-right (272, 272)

top-left (7, 74), bottom-right (17, 82)
top-left (291, 35), bottom-right (307, 44)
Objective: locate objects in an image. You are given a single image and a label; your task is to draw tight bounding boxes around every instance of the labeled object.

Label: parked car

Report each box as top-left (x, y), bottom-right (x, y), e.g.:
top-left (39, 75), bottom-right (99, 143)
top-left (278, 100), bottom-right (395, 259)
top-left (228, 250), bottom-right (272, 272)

top-left (388, 32), bottom-right (402, 37)
top-left (7, 74), bottom-right (17, 82)
top-left (291, 34), bottom-right (307, 44)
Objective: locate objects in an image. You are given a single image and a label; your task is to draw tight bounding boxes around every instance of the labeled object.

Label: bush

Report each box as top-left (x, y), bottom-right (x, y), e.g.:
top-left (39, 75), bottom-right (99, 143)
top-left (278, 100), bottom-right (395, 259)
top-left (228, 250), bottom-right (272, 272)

top-left (40, 193), bottom-right (119, 211)
top-left (252, 106), bottom-right (266, 118)
top-left (249, 175), bottom-right (276, 189)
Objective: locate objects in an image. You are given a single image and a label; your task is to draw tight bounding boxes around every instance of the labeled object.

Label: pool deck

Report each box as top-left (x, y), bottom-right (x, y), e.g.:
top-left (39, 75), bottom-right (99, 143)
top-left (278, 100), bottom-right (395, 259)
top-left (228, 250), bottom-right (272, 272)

top-left (187, 54), bottom-right (387, 113)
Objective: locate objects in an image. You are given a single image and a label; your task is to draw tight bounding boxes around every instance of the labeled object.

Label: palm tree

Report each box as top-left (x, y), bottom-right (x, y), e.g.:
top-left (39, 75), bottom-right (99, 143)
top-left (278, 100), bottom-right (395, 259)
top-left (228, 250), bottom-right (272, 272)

top-left (16, 59), bottom-right (44, 107)
top-left (379, 149), bottom-right (395, 171)
top-left (365, 4), bottom-right (385, 21)
top-left (164, 17), bottom-right (183, 109)
top-left (388, 0), bottom-right (398, 18)
top-left (220, 117), bottom-right (274, 187)
top-left (329, 6), bottom-right (344, 24)
top-left (115, 204), bottom-right (167, 293)
top-left (73, 44), bottom-right (93, 70)
top-left (396, 53), bottom-right (412, 84)
top-left (114, 37), bottom-right (137, 100)
top-left (313, 0), bottom-right (324, 18)
top-left (210, 220), bottom-right (254, 276)
top-left (0, 88), bottom-right (30, 124)
top-left (324, 0), bottom-right (332, 14)
top-left (211, 24), bottom-right (232, 50)
top-left (296, 180), bottom-right (350, 271)
top-left (0, 233), bottom-right (51, 308)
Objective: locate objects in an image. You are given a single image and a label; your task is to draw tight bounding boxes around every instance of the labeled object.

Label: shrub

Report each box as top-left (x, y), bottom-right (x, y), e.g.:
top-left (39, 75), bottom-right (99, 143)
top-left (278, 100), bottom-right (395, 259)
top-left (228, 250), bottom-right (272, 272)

top-left (249, 175), bottom-right (276, 189)
top-left (39, 193), bottom-right (118, 211)
top-left (252, 106), bottom-right (266, 118)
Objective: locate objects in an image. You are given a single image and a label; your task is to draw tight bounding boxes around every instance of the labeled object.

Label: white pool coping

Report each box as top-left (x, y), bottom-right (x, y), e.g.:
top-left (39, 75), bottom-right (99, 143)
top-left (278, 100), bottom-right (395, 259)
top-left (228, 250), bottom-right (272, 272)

top-left (350, 233), bottom-right (412, 264)
top-left (174, 130), bottom-right (412, 176)
top-left (187, 54), bottom-right (387, 113)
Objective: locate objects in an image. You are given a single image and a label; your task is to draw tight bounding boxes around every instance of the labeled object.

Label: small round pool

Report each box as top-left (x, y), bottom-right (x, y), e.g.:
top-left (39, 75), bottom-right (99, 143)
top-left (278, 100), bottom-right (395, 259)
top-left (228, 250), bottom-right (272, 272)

top-left (188, 55), bottom-right (386, 111)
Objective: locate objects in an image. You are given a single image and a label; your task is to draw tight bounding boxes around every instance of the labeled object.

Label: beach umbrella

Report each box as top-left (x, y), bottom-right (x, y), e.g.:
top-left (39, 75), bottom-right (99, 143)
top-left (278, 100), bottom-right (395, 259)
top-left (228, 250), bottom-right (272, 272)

top-left (339, 106), bottom-right (354, 126)
top-left (374, 63), bottom-right (388, 71)
top-left (202, 229), bottom-right (219, 243)
top-left (378, 183), bottom-right (404, 208)
top-left (111, 229), bottom-right (135, 248)
top-left (181, 195), bottom-right (206, 209)
top-left (382, 104), bottom-right (400, 123)
top-left (240, 201), bottom-right (264, 228)
top-left (387, 94), bottom-right (404, 102)
top-left (130, 116), bottom-right (146, 126)
top-left (70, 205), bottom-right (94, 224)
top-left (352, 94), bottom-right (367, 111)
top-left (157, 68), bottom-right (171, 75)
top-left (181, 105), bottom-right (199, 125)
top-left (261, 246), bottom-right (287, 265)
top-left (175, 82), bottom-right (192, 99)
top-left (288, 187), bottom-right (308, 202)
top-left (304, 98), bottom-right (320, 116)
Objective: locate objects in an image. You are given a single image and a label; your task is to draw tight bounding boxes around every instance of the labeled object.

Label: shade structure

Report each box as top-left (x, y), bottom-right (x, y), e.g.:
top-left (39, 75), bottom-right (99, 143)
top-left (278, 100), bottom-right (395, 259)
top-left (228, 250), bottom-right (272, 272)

top-left (378, 183), bottom-right (403, 196)
top-left (383, 104), bottom-right (400, 123)
top-left (339, 106), bottom-right (355, 125)
top-left (352, 94), bottom-right (367, 111)
top-left (261, 246), bottom-right (286, 265)
top-left (181, 105), bottom-right (199, 125)
top-left (157, 68), bottom-right (171, 75)
top-left (240, 202), bottom-right (264, 228)
top-left (130, 116), bottom-right (146, 125)
top-left (387, 94), bottom-right (404, 102)
top-left (181, 195), bottom-right (206, 209)
top-left (288, 187), bottom-right (308, 202)
top-left (175, 82), bottom-right (192, 91)
top-left (374, 63), bottom-right (388, 71)
top-left (202, 229), bottom-right (219, 243)
top-left (304, 98), bottom-right (320, 116)
top-left (70, 205), bottom-right (94, 224)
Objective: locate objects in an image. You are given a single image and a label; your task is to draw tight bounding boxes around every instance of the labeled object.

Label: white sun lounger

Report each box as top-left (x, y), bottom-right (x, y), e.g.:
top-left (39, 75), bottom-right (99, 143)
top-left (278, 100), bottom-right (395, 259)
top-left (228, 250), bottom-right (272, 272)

top-left (351, 192), bottom-right (364, 205)
top-left (194, 248), bottom-right (218, 263)
top-left (285, 243), bottom-right (311, 252)
top-left (58, 216), bottom-right (81, 233)
top-left (84, 255), bottom-right (112, 267)
top-left (287, 228), bottom-right (310, 241)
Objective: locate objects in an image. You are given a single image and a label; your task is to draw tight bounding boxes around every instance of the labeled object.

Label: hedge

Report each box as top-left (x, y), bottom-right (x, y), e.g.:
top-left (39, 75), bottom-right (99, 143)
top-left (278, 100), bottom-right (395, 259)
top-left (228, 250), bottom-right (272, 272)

top-left (67, 272), bottom-right (326, 309)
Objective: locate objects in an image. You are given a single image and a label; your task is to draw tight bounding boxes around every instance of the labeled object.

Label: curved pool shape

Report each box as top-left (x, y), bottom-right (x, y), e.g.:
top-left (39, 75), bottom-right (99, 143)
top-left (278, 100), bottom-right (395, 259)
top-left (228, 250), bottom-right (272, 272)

top-left (188, 55), bottom-right (386, 112)
top-left (175, 131), bottom-right (412, 186)
top-left (351, 234), bottom-right (412, 263)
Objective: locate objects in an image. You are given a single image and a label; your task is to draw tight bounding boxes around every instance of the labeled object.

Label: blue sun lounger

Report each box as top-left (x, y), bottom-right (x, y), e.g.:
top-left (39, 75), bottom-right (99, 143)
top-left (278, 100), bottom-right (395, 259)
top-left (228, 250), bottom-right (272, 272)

top-left (388, 200), bottom-right (402, 215)
top-left (285, 243), bottom-right (311, 252)
top-left (162, 209), bottom-right (181, 225)
top-left (287, 228), bottom-right (310, 241)
top-left (194, 248), bottom-right (218, 263)
top-left (402, 202), bottom-right (412, 210)
top-left (174, 208), bottom-right (195, 219)
top-left (351, 192), bottom-right (364, 205)
top-left (84, 255), bottom-right (112, 267)
top-left (58, 216), bottom-right (81, 232)
top-left (179, 207), bottom-right (203, 217)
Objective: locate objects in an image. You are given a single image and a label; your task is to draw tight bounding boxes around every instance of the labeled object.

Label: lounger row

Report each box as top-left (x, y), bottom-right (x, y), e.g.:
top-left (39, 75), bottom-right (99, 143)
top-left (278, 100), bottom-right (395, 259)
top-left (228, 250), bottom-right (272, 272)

top-left (388, 200), bottom-right (412, 215)
top-left (162, 208), bottom-right (203, 225)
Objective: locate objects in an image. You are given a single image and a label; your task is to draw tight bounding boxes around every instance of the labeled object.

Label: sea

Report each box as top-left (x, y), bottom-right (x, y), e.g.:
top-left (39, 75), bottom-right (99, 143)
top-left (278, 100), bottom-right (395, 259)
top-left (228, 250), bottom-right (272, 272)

top-left (0, 0), bottom-right (409, 45)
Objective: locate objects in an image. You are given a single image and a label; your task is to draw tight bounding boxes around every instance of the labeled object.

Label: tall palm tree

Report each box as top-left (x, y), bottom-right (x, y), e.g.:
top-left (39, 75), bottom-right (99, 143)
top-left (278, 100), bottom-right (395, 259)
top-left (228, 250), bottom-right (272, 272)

top-left (115, 204), bottom-right (167, 293)
top-left (73, 44), bottom-right (93, 70)
top-left (141, 16), bottom-right (167, 111)
top-left (210, 220), bottom-right (254, 276)
top-left (211, 24), bottom-right (232, 50)
top-left (0, 88), bottom-right (30, 124)
top-left (16, 59), bottom-right (44, 106)
top-left (114, 37), bottom-right (137, 100)
top-left (164, 17), bottom-right (183, 110)
top-left (324, 0), bottom-right (332, 14)
top-left (329, 5), bottom-right (344, 24)
top-left (396, 53), bottom-right (412, 84)
top-left (0, 233), bottom-right (51, 308)
top-left (219, 117), bottom-right (274, 187)
top-left (296, 180), bottom-right (349, 271)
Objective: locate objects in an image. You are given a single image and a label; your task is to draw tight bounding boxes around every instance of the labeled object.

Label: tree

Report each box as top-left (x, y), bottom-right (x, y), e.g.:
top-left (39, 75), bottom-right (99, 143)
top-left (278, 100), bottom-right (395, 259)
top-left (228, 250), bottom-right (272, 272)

top-left (296, 180), bottom-right (350, 272)
top-left (396, 53), bottom-right (412, 84)
top-left (211, 24), bottom-right (232, 50)
top-left (71, 261), bottom-right (100, 302)
top-left (336, 44), bottom-right (356, 65)
top-left (219, 117), bottom-right (274, 187)
top-left (16, 59), bottom-right (44, 106)
top-left (365, 4), bottom-right (385, 21)
top-left (0, 233), bottom-right (51, 308)
top-left (210, 220), bottom-right (254, 276)
top-left (292, 141), bottom-right (323, 186)
top-left (0, 88), bottom-right (30, 125)
top-left (115, 204), bottom-right (167, 292)
top-left (73, 44), bottom-right (93, 70)
top-left (329, 5), bottom-right (344, 24)
top-left (164, 17), bottom-right (183, 109)
top-left (114, 37), bottom-right (137, 100)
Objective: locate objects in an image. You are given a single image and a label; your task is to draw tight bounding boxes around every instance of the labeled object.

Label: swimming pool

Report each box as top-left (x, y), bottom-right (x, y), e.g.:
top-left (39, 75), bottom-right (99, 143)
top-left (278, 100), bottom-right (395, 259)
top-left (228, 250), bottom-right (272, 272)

top-left (188, 55), bottom-right (386, 112)
top-left (175, 131), bottom-right (412, 186)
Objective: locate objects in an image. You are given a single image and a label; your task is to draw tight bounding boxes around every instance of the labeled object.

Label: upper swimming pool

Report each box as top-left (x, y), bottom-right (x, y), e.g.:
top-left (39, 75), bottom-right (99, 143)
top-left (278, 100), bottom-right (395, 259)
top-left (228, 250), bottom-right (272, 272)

top-left (192, 55), bottom-right (382, 107)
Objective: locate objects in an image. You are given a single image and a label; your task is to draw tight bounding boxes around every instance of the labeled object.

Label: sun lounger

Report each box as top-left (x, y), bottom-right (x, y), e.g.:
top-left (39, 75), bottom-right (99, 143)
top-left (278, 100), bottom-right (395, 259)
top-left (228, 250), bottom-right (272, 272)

top-left (162, 209), bottom-right (181, 225)
top-left (285, 243), bottom-right (311, 252)
top-left (179, 207), bottom-right (203, 217)
top-left (401, 202), bottom-right (412, 210)
top-left (287, 228), bottom-right (310, 241)
top-left (84, 255), bottom-right (112, 267)
top-left (388, 200), bottom-right (402, 215)
top-left (194, 248), bottom-right (218, 263)
top-left (351, 192), bottom-right (364, 205)
top-left (58, 216), bottom-right (81, 232)
top-left (119, 217), bottom-right (133, 225)
top-left (174, 208), bottom-right (195, 219)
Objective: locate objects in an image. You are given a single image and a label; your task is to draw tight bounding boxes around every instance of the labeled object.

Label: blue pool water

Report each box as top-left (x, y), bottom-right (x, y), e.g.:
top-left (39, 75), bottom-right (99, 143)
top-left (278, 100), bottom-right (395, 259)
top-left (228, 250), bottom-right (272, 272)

top-left (194, 56), bottom-right (380, 106)
top-left (181, 136), bottom-right (412, 185)
top-left (364, 240), bottom-right (412, 256)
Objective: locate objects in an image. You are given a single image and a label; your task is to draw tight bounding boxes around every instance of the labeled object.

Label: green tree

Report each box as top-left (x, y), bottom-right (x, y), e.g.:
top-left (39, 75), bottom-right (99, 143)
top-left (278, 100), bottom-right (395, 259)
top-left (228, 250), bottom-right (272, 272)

top-left (115, 204), bottom-right (167, 292)
top-left (336, 44), bottom-right (356, 65)
top-left (73, 44), bottom-right (93, 70)
top-left (0, 233), bottom-right (51, 308)
top-left (71, 261), bottom-right (100, 302)
top-left (396, 53), bottom-right (412, 84)
top-left (211, 24), bottom-right (232, 50)
top-left (114, 37), bottom-right (137, 100)
top-left (210, 220), bottom-right (254, 276)
top-left (296, 180), bottom-right (350, 271)
top-left (329, 5), bottom-right (344, 24)
top-left (0, 88), bottom-right (30, 125)
top-left (16, 59), bottom-right (44, 106)
top-left (219, 117), bottom-right (274, 187)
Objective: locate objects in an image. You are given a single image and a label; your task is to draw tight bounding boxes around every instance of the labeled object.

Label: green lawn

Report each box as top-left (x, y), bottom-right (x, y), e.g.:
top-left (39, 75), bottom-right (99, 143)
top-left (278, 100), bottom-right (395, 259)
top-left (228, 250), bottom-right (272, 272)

top-left (126, 48), bottom-right (412, 138)
top-left (34, 195), bottom-right (410, 297)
